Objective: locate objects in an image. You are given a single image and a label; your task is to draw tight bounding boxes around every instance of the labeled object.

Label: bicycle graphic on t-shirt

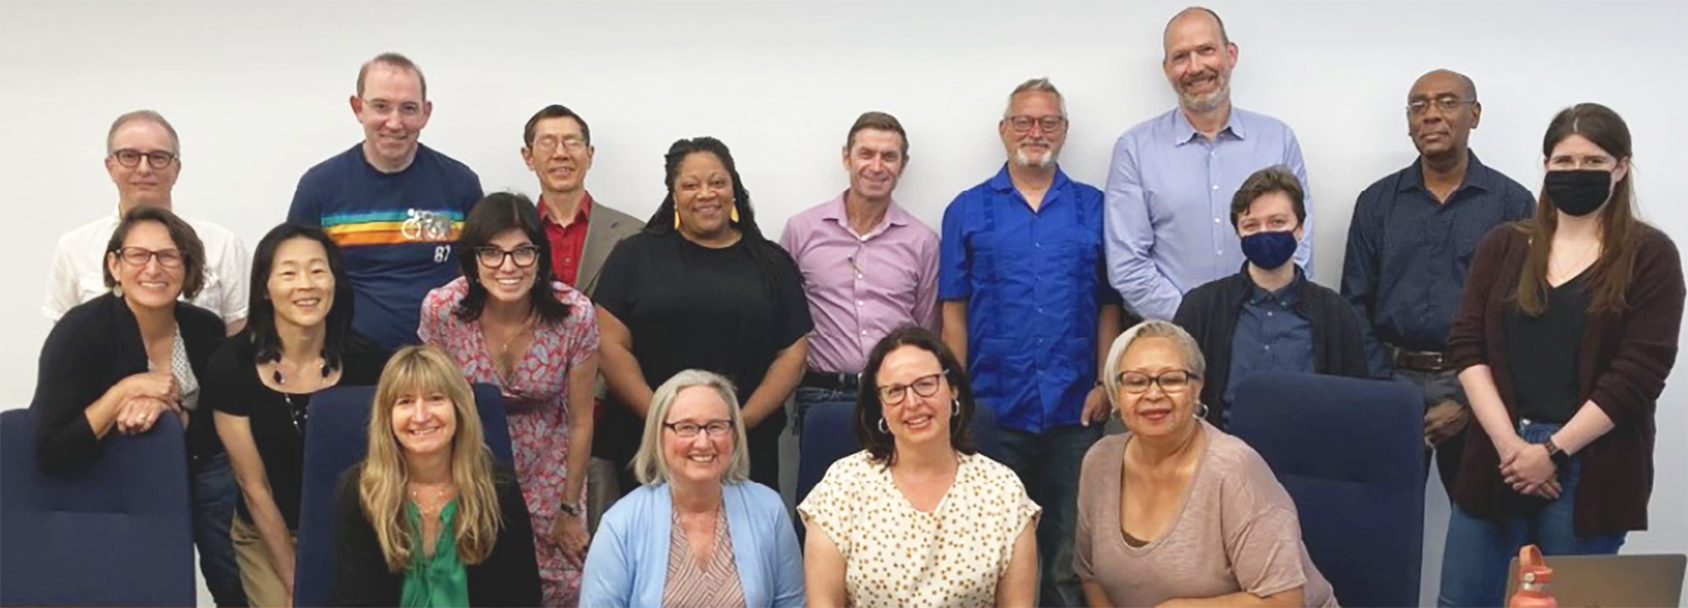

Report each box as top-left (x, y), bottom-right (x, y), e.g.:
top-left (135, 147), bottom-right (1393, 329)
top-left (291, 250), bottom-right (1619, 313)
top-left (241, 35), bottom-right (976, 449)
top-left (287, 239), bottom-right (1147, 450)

top-left (400, 208), bottom-right (454, 242)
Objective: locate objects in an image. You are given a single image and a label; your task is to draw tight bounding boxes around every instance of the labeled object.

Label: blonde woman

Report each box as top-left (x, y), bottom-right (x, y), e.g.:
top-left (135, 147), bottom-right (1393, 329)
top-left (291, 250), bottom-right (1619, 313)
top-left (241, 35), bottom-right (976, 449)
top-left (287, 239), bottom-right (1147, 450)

top-left (333, 345), bottom-right (541, 607)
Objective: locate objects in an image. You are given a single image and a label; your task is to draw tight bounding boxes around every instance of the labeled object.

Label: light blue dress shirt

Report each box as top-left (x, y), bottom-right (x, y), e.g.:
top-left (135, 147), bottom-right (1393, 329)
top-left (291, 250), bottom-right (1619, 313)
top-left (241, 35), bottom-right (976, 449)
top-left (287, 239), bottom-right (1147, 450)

top-left (1104, 107), bottom-right (1313, 321)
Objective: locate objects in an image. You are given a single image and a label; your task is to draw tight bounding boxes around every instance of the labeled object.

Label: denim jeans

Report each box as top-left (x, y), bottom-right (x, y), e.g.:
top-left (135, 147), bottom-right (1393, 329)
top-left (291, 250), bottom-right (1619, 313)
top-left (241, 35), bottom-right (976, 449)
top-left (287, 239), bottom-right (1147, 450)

top-left (1436, 420), bottom-right (1626, 607)
top-left (996, 425), bottom-right (1103, 608)
top-left (1392, 368), bottom-right (1467, 493)
top-left (793, 386), bottom-right (858, 440)
top-left (192, 452), bottom-right (248, 607)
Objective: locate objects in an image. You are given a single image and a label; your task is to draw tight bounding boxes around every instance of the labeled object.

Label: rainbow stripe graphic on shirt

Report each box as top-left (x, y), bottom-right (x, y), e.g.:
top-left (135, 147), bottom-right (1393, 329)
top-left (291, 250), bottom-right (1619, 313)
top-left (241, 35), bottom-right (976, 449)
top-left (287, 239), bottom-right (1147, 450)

top-left (320, 209), bottom-right (464, 246)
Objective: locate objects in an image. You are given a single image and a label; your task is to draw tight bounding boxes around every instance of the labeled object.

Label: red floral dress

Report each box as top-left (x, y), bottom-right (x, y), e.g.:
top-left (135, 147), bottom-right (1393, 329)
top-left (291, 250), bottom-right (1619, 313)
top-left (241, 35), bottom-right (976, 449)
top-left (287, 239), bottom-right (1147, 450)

top-left (420, 277), bottom-right (600, 607)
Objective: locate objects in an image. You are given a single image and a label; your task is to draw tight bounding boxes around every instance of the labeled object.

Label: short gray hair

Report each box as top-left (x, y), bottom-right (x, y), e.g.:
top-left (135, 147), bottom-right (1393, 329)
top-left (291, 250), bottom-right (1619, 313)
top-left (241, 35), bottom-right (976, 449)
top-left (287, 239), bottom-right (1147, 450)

top-left (1004, 77), bottom-right (1068, 117)
top-left (1103, 320), bottom-right (1207, 407)
top-left (107, 110), bottom-right (180, 155)
top-left (632, 370), bottom-right (752, 486)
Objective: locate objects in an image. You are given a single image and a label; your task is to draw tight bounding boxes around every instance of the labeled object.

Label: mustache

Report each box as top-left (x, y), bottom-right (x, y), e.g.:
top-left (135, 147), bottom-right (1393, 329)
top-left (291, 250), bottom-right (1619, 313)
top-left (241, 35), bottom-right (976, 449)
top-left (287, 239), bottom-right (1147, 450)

top-left (1182, 69), bottom-right (1219, 86)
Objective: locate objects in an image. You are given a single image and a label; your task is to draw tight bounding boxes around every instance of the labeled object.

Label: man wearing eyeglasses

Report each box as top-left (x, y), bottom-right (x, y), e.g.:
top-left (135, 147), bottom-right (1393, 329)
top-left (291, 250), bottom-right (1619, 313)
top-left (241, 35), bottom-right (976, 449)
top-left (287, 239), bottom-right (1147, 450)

top-left (779, 111), bottom-right (939, 446)
top-left (287, 52), bottom-right (482, 350)
top-left (1105, 7), bottom-right (1314, 322)
top-left (45, 109), bottom-right (250, 336)
top-left (939, 78), bottom-right (1125, 608)
top-left (41, 109), bottom-right (251, 608)
top-left (1341, 70), bottom-right (1534, 493)
top-left (1173, 166), bottom-right (1386, 430)
top-left (519, 104), bottom-right (642, 536)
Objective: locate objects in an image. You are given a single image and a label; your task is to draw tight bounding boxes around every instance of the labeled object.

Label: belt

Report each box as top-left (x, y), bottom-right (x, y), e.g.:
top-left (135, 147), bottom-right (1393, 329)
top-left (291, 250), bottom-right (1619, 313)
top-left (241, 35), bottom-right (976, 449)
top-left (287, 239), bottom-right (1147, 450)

top-left (801, 371), bottom-right (861, 391)
top-left (1388, 344), bottom-right (1454, 372)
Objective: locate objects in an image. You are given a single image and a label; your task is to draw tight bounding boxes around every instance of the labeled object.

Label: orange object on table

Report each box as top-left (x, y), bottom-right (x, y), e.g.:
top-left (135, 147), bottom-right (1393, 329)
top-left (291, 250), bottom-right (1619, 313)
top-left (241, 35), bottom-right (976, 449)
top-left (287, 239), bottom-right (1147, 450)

top-left (1509, 545), bottom-right (1559, 608)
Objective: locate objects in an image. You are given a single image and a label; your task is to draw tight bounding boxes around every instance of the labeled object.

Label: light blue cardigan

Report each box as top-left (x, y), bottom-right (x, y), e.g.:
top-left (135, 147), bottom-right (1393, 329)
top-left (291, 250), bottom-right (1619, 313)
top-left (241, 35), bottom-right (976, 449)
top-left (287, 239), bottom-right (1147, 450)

top-left (580, 481), bottom-right (805, 608)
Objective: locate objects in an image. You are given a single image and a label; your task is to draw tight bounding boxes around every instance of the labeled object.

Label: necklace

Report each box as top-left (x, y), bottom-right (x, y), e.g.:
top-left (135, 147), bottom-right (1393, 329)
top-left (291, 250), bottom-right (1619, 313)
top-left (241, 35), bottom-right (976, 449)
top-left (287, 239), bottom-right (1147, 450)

top-left (409, 481), bottom-right (456, 519)
top-left (1549, 237), bottom-right (1602, 285)
top-left (273, 359), bottom-right (330, 435)
top-left (486, 315), bottom-right (534, 383)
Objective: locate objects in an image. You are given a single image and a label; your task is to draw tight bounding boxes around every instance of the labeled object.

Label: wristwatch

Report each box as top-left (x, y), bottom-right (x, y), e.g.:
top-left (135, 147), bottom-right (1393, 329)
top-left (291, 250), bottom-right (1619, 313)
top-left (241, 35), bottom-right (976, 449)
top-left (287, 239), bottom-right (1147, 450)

top-left (1541, 438), bottom-right (1572, 470)
top-left (558, 502), bottom-right (581, 518)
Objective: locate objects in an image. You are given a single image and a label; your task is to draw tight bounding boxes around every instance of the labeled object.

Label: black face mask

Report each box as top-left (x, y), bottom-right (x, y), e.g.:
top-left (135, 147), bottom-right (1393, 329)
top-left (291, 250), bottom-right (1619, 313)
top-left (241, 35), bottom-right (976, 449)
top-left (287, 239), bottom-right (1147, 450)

top-left (1543, 169), bottom-right (1612, 217)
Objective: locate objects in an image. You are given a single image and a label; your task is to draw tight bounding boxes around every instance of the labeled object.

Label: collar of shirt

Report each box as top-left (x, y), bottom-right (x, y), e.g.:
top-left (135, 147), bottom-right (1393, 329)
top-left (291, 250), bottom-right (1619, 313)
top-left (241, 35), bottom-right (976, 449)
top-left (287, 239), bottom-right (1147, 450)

top-left (1172, 105), bottom-right (1249, 145)
top-left (539, 191), bottom-right (594, 228)
top-left (985, 163), bottom-right (1072, 197)
top-left (1397, 149), bottom-right (1501, 199)
top-left (820, 190), bottom-right (909, 240)
top-left (1243, 263), bottom-right (1306, 308)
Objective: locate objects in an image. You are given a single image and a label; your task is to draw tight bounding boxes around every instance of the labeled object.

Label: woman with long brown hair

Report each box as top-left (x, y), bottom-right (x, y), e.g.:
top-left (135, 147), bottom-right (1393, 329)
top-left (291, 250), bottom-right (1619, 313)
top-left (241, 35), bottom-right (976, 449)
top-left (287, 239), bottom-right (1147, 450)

top-left (1438, 103), bottom-right (1684, 607)
top-left (334, 345), bottom-right (541, 607)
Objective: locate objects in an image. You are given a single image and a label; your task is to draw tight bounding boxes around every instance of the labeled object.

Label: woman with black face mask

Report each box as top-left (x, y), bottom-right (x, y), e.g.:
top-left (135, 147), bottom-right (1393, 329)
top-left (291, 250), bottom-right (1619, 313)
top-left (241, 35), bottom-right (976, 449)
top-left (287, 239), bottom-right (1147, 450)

top-left (1437, 103), bottom-right (1684, 608)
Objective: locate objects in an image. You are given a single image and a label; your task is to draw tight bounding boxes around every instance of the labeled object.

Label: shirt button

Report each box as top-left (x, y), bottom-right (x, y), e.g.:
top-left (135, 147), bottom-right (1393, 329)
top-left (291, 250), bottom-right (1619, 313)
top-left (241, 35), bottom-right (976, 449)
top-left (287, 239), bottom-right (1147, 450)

top-left (1035, 242), bottom-right (1042, 248)
top-left (861, 330), bottom-right (868, 336)
top-left (1212, 184), bottom-right (1219, 190)
top-left (1265, 345), bottom-right (1272, 351)
top-left (1267, 311), bottom-right (1274, 317)
top-left (1213, 218), bottom-right (1221, 224)
top-left (856, 301), bottom-right (863, 306)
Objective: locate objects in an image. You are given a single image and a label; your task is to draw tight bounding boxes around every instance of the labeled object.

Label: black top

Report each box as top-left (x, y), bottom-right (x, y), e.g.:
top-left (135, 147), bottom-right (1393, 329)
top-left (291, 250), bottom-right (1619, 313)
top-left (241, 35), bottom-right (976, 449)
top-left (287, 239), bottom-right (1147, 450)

top-left (333, 463), bottom-right (542, 608)
top-left (591, 232), bottom-right (813, 463)
top-left (205, 331), bottom-right (390, 529)
top-left (1342, 151), bottom-right (1536, 351)
top-left (1174, 266), bottom-right (1386, 429)
top-left (1505, 273), bottom-right (1591, 423)
top-left (31, 293), bottom-right (226, 474)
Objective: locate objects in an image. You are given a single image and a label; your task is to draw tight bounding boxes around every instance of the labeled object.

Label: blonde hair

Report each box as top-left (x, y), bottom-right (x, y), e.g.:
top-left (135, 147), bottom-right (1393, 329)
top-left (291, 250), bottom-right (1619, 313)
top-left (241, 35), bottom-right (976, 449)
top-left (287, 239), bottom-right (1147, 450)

top-left (632, 370), bottom-right (751, 485)
top-left (358, 345), bottom-right (501, 571)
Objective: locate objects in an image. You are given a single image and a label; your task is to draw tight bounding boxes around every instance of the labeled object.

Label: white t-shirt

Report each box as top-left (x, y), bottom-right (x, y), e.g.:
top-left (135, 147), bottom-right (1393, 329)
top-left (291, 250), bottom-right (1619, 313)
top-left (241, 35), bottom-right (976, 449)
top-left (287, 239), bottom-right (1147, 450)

top-left (43, 213), bottom-right (250, 325)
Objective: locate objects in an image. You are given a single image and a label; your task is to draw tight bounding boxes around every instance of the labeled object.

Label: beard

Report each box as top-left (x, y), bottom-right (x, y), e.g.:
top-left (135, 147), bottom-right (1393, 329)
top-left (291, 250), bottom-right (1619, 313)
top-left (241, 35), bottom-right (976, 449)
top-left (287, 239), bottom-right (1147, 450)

top-left (1177, 71), bottom-right (1231, 113)
top-left (1013, 143), bottom-right (1058, 168)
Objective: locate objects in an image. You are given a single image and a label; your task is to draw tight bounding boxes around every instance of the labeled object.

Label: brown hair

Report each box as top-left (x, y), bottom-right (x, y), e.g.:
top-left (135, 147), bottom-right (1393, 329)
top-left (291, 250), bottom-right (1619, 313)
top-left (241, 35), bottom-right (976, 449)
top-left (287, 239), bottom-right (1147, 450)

top-left (855, 326), bottom-right (977, 465)
top-left (357, 52), bottom-right (427, 100)
top-left (843, 111), bottom-right (908, 158)
top-left (1515, 103), bottom-right (1641, 315)
top-left (1228, 165), bottom-right (1305, 231)
top-left (106, 110), bottom-right (181, 155)
top-left (103, 206), bottom-right (206, 300)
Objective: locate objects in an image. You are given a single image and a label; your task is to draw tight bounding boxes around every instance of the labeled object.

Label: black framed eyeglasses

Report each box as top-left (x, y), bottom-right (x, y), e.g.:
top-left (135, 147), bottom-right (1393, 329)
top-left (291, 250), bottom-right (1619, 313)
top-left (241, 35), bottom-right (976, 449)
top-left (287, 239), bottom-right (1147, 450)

top-left (664, 420), bottom-right (733, 438)
top-left (111, 149), bottom-right (178, 169)
top-left (1116, 370), bottom-right (1200, 394)
top-left (115, 246), bottom-right (184, 268)
top-left (475, 246), bottom-right (541, 268)
top-left (877, 370), bottom-right (949, 405)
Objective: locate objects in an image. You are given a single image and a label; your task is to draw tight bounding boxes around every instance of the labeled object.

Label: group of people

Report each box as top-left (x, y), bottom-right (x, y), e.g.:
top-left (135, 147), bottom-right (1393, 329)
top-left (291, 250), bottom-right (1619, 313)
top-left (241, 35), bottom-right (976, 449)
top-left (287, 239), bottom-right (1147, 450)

top-left (26, 5), bottom-right (1680, 608)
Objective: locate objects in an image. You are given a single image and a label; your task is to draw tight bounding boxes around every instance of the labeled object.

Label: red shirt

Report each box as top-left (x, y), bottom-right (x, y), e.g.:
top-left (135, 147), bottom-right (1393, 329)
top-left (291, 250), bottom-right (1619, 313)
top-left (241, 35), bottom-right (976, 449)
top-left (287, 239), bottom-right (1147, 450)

top-left (539, 192), bottom-right (593, 287)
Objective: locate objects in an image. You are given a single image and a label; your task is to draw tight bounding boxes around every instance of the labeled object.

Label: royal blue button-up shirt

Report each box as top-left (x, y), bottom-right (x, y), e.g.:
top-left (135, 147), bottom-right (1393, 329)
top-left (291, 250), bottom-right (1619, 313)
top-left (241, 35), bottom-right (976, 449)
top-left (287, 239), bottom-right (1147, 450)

top-left (939, 164), bottom-right (1120, 434)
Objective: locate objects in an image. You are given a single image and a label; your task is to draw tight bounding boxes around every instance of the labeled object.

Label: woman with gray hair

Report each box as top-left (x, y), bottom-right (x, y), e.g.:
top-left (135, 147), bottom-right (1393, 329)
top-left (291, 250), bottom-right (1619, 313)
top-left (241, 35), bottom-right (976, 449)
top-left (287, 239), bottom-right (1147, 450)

top-left (1073, 320), bottom-right (1338, 608)
top-left (579, 370), bottom-right (804, 608)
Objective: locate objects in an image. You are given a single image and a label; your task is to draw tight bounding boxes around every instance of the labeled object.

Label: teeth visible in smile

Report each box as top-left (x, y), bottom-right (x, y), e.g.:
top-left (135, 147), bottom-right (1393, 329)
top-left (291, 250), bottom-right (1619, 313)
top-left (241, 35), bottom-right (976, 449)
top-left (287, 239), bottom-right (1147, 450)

top-left (295, 298), bottom-right (320, 306)
top-left (496, 278), bottom-right (522, 285)
top-left (139, 281), bottom-right (167, 289)
top-left (688, 454), bottom-right (716, 462)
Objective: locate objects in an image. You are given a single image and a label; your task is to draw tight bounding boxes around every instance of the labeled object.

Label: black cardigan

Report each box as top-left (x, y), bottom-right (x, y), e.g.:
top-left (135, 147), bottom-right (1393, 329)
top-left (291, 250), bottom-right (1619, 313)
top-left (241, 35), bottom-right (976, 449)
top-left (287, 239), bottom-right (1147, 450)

top-left (1173, 268), bottom-right (1378, 428)
top-left (30, 292), bottom-right (226, 473)
top-left (333, 463), bottom-right (542, 608)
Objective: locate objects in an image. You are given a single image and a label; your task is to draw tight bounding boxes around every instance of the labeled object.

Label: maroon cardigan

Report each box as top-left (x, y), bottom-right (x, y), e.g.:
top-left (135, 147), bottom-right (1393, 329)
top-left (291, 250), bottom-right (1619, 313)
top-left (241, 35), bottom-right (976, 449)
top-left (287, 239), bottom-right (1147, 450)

top-left (1448, 223), bottom-right (1683, 535)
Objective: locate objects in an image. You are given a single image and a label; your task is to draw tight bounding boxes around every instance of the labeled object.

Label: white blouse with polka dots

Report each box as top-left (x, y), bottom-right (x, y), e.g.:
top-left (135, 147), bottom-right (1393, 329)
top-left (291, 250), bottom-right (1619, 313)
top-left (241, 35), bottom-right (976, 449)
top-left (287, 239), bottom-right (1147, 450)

top-left (798, 450), bottom-right (1041, 608)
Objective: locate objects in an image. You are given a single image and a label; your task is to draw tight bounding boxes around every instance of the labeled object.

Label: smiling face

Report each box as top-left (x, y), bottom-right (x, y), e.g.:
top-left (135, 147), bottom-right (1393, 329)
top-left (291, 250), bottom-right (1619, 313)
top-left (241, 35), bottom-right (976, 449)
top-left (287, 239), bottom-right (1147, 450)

top-left (266, 236), bottom-right (335, 331)
top-left (107, 220), bottom-right (185, 311)
top-left (351, 64), bottom-right (431, 170)
top-left (672, 151), bottom-right (736, 240)
top-left (661, 386), bottom-right (736, 486)
top-left (522, 116), bottom-right (594, 197)
top-left (105, 120), bottom-right (180, 209)
top-left (1162, 10), bottom-right (1238, 114)
top-left (1115, 336), bottom-right (1203, 439)
top-left (476, 228), bottom-right (539, 304)
top-left (390, 384), bottom-right (458, 458)
top-left (999, 91), bottom-right (1067, 168)
top-left (843, 128), bottom-right (906, 202)
top-left (876, 345), bottom-right (955, 448)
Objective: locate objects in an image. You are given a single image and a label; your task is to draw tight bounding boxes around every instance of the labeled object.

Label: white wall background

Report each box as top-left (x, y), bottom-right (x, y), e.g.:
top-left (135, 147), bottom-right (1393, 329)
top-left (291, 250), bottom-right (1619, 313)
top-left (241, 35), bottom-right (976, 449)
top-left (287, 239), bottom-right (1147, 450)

top-left (3, 1), bottom-right (1684, 605)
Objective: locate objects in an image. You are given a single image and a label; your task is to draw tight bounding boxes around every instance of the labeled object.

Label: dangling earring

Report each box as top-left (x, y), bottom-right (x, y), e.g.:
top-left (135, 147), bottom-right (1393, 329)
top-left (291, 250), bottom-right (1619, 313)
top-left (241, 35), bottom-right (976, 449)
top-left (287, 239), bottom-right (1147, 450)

top-left (673, 208), bottom-right (681, 229)
top-left (1195, 403), bottom-right (1210, 420)
top-left (112, 283), bottom-right (124, 298)
top-left (951, 399), bottom-right (961, 419)
top-left (729, 204), bottom-right (740, 223)
top-left (878, 418), bottom-right (889, 434)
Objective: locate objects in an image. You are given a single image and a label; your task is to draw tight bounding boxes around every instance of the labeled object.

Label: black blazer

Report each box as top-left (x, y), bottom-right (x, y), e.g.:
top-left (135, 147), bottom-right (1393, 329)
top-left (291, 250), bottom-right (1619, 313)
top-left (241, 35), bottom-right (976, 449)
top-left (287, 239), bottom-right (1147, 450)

top-left (1174, 267), bottom-right (1379, 428)
top-left (333, 463), bottom-right (542, 608)
top-left (30, 292), bottom-right (226, 473)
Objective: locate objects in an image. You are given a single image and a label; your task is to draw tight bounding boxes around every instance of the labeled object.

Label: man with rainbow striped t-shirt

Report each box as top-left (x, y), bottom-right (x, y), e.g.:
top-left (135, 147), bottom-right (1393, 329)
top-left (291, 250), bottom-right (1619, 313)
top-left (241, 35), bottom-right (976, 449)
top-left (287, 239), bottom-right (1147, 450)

top-left (288, 52), bottom-right (481, 350)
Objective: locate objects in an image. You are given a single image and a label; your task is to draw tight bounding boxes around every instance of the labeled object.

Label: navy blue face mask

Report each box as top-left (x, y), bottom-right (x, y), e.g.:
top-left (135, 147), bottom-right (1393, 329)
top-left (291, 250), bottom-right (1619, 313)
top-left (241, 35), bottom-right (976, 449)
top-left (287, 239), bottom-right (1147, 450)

top-left (1240, 230), bottom-right (1297, 270)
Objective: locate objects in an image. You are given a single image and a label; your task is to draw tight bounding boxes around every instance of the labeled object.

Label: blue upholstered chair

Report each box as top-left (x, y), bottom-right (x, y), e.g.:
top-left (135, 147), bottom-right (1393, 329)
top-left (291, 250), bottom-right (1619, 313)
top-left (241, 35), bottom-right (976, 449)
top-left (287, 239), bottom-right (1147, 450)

top-left (1228, 372), bottom-right (1425, 607)
top-left (291, 383), bottom-right (515, 608)
top-left (0, 409), bottom-right (195, 607)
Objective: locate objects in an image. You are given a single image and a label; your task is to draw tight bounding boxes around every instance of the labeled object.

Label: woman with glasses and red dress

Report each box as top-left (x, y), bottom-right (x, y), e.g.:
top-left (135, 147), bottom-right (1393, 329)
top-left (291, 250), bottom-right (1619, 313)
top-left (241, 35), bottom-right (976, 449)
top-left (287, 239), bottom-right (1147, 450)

top-left (419, 192), bottom-right (600, 607)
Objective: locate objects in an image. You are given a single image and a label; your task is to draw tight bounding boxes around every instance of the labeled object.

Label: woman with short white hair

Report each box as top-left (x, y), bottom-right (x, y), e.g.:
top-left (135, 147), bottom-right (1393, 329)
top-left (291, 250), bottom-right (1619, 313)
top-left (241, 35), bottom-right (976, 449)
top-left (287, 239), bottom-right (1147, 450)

top-left (580, 370), bottom-right (804, 608)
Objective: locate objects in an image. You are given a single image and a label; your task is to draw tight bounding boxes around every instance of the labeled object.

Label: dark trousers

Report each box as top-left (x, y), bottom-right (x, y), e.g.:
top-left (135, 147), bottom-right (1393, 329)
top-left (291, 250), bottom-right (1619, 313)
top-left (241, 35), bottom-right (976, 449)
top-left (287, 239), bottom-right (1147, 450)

top-left (191, 452), bottom-right (247, 607)
top-left (996, 425), bottom-right (1103, 608)
top-left (1392, 368), bottom-right (1466, 493)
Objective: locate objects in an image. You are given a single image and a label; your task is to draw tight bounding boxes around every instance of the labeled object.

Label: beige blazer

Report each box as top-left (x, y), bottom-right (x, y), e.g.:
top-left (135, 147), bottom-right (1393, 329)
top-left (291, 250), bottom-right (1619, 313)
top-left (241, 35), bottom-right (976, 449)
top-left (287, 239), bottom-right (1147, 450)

top-left (577, 201), bottom-right (643, 298)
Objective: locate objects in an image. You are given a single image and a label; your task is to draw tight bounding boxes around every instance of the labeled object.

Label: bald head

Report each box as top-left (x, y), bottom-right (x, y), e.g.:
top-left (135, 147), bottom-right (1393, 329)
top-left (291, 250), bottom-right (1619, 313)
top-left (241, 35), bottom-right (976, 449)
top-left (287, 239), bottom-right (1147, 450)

top-left (1413, 69), bottom-right (1477, 102)
top-left (1164, 6), bottom-right (1230, 53)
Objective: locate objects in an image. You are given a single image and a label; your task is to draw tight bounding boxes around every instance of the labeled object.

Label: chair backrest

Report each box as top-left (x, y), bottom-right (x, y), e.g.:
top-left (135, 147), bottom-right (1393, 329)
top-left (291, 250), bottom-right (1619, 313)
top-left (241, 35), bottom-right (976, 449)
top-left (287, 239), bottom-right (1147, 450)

top-left (1228, 372), bottom-right (1425, 608)
top-left (793, 397), bottom-right (1004, 542)
top-left (292, 383), bottom-right (515, 608)
top-left (0, 409), bottom-right (195, 607)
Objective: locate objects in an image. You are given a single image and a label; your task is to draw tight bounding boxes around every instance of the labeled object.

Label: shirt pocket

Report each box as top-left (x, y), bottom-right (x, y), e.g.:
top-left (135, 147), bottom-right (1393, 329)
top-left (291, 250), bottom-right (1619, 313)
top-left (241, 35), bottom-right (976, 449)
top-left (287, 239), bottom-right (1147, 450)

top-left (191, 269), bottom-right (226, 319)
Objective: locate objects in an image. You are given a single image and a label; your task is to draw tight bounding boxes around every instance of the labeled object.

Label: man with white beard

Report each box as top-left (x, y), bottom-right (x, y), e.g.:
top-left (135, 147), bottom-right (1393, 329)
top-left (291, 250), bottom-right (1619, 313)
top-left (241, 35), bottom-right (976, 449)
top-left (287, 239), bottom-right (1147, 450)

top-left (1104, 7), bottom-right (1315, 322)
top-left (938, 78), bottom-right (1126, 608)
